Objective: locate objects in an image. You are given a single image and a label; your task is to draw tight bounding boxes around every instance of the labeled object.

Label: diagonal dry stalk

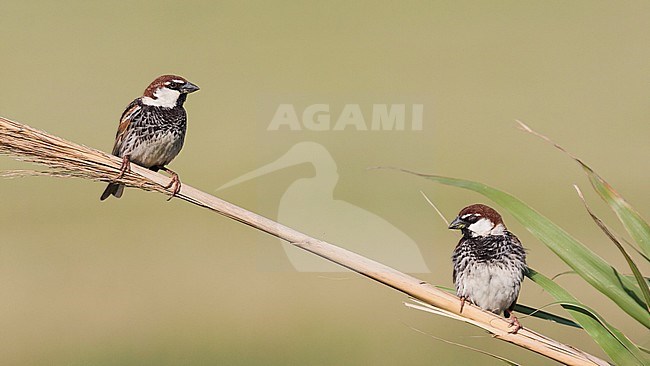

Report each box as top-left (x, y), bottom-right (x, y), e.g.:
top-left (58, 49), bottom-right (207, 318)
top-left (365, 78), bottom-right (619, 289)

top-left (0, 116), bottom-right (609, 366)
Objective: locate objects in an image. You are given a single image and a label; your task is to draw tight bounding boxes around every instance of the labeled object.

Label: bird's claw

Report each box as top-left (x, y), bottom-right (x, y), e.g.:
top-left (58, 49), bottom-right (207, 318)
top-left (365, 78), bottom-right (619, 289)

top-left (507, 316), bottom-right (522, 334)
top-left (162, 168), bottom-right (181, 201)
top-left (459, 297), bottom-right (466, 313)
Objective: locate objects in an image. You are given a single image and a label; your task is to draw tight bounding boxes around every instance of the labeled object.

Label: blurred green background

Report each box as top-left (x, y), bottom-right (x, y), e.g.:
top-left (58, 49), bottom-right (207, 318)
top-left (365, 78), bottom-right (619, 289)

top-left (1, 1), bottom-right (649, 365)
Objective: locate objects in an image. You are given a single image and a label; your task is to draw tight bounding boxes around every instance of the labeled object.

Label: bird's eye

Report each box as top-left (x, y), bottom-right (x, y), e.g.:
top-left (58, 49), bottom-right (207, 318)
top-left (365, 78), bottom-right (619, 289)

top-left (164, 81), bottom-right (181, 90)
top-left (167, 80), bottom-right (186, 90)
top-left (463, 214), bottom-right (481, 223)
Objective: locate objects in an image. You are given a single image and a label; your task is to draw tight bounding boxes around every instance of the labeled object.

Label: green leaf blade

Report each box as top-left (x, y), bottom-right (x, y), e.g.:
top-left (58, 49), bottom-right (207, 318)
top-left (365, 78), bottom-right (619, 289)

top-left (516, 120), bottom-right (650, 258)
top-left (575, 186), bottom-right (650, 312)
top-left (586, 170), bottom-right (650, 258)
top-left (527, 269), bottom-right (648, 365)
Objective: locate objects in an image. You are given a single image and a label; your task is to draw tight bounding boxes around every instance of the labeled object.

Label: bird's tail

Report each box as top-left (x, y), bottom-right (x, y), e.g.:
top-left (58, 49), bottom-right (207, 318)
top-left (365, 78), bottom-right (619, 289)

top-left (100, 183), bottom-right (124, 200)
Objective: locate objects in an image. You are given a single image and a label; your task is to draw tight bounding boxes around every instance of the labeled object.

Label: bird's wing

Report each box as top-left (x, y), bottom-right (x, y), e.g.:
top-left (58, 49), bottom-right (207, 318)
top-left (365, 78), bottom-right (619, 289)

top-left (452, 263), bottom-right (457, 284)
top-left (112, 99), bottom-right (142, 156)
top-left (506, 231), bottom-right (526, 314)
top-left (451, 239), bottom-right (465, 285)
top-left (509, 231), bottom-right (527, 258)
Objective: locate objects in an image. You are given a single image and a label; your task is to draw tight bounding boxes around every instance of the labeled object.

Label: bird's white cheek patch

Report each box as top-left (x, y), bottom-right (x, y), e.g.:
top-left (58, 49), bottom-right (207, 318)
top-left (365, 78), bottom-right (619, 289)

top-left (142, 88), bottom-right (181, 108)
top-left (490, 223), bottom-right (506, 236)
top-left (467, 218), bottom-right (494, 237)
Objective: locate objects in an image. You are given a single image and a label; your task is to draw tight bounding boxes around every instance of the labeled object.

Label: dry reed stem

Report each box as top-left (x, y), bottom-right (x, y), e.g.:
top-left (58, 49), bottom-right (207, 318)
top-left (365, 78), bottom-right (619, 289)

top-left (0, 116), bottom-right (609, 366)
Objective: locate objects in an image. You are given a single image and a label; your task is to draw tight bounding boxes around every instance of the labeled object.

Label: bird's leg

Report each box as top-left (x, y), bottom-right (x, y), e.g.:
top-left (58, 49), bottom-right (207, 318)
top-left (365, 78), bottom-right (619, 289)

top-left (506, 313), bottom-right (522, 334)
top-left (115, 155), bottom-right (131, 180)
top-left (459, 296), bottom-right (466, 313)
top-left (159, 166), bottom-right (181, 200)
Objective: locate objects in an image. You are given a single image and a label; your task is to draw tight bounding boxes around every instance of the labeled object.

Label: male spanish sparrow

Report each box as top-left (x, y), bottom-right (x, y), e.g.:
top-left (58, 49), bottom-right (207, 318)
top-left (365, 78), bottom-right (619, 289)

top-left (100, 75), bottom-right (199, 200)
top-left (449, 204), bottom-right (527, 333)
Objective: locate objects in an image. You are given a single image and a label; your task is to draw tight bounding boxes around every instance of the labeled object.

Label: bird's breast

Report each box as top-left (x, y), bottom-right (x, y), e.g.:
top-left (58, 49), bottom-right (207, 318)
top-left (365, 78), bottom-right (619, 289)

top-left (455, 261), bottom-right (522, 314)
top-left (127, 130), bottom-right (185, 168)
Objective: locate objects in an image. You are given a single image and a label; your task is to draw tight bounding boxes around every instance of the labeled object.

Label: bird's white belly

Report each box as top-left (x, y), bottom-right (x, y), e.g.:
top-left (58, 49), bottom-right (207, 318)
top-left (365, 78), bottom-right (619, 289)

top-left (129, 133), bottom-right (182, 168)
top-left (456, 262), bottom-right (519, 314)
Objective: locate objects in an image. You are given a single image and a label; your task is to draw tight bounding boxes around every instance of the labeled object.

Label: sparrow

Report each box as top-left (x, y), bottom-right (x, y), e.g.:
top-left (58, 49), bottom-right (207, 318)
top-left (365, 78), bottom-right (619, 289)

top-left (100, 75), bottom-right (199, 201)
top-left (449, 204), bottom-right (527, 333)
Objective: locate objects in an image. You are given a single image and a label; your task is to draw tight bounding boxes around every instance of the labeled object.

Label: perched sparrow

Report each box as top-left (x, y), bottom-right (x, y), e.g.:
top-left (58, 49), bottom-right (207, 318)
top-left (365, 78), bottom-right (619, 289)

top-left (100, 75), bottom-right (199, 200)
top-left (449, 204), bottom-right (527, 333)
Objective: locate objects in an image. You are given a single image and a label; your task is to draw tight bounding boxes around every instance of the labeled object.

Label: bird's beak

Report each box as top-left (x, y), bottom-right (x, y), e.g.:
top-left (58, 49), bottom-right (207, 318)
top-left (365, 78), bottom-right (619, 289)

top-left (181, 81), bottom-right (200, 94)
top-left (448, 217), bottom-right (467, 230)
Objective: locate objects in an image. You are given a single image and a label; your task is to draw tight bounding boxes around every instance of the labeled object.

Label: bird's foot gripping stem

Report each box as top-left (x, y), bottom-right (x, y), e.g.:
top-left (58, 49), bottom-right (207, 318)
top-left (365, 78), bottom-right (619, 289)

top-left (160, 167), bottom-right (181, 200)
top-left (507, 316), bottom-right (522, 334)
